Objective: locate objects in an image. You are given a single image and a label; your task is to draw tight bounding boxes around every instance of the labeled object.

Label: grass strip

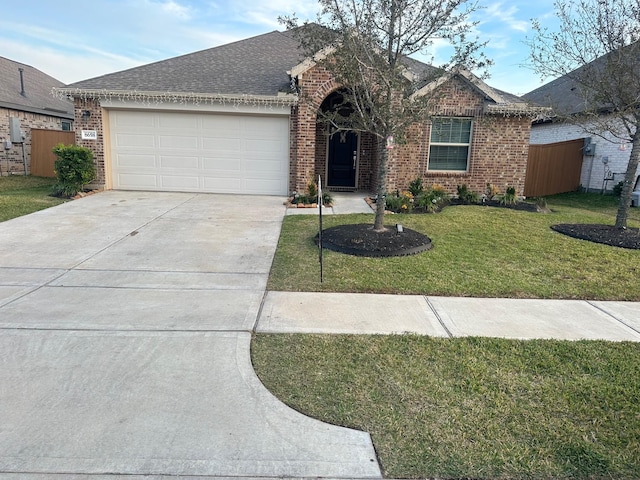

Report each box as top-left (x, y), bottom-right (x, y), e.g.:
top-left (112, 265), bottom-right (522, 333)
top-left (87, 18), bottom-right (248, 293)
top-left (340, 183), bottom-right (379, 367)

top-left (252, 334), bottom-right (640, 479)
top-left (0, 176), bottom-right (65, 222)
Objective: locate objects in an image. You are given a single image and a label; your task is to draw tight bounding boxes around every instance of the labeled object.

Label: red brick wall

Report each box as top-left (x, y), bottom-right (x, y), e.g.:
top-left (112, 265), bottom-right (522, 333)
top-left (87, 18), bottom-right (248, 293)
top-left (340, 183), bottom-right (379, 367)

top-left (393, 78), bottom-right (531, 196)
top-left (0, 107), bottom-right (71, 176)
top-left (73, 98), bottom-right (105, 186)
top-left (292, 69), bottom-right (532, 196)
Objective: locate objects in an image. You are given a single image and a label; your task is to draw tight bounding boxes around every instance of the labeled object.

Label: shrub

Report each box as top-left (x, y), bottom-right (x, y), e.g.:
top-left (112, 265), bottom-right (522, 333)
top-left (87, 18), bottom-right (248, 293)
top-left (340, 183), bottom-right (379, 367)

top-left (386, 191), bottom-right (413, 212)
top-left (415, 188), bottom-right (449, 212)
top-left (457, 184), bottom-right (479, 204)
top-left (486, 183), bottom-right (500, 201)
top-left (408, 177), bottom-right (424, 197)
top-left (52, 144), bottom-right (96, 197)
top-left (306, 180), bottom-right (318, 199)
top-left (291, 180), bottom-right (333, 206)
top-left (431, 184), bottom-right (447, 196)
top-left (613, 181), bottom-right (624, 197)
top-left (500, 186), bottom-right (518, 206)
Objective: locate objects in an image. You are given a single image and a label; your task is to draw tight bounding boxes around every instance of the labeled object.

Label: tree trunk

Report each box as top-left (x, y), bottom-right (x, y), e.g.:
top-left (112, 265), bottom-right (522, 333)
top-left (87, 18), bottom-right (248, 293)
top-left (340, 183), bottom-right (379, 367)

top-left (374, 144), bottom-right (389, 231)
top-left (615, 129), bottom-right (640, 229)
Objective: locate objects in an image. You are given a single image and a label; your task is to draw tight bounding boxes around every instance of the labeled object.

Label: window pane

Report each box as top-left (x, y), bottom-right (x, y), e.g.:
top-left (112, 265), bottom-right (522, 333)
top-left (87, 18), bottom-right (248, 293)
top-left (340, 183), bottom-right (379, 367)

top-left (430, 118), bottom-right (471, 143)
top-left (428, 146), bottom-right (468, 171)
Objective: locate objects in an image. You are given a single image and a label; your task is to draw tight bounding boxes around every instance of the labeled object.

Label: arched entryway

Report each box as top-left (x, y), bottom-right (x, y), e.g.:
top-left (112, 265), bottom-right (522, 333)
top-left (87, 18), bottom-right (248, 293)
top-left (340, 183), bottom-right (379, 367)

top-left (320, 90), bottom-right (359, 190)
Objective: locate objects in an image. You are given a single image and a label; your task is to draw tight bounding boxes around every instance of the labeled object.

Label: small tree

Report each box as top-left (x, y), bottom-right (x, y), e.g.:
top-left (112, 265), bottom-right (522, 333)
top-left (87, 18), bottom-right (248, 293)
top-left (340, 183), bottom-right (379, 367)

top-left (528, 0), bottom-right (640, 229)
top-left (283, 0), bottom-right (489, 230)
top-left (52, 144), bottom-right (96, 197)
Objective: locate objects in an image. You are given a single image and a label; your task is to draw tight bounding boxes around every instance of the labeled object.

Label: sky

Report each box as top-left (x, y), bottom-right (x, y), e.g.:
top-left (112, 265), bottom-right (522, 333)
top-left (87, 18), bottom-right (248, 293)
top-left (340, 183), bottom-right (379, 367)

top-left (0, 0), bottom-right (560, 97)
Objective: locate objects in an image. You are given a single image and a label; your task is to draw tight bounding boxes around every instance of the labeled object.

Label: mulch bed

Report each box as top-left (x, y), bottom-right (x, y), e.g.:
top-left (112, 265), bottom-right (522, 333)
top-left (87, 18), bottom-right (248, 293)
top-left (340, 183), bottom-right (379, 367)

top-left (314, 199), bottom-right (638, 256)
top-left (316, 223), bottom-right (432, 257)
top-left (551, 224), bottom-right (640, 250)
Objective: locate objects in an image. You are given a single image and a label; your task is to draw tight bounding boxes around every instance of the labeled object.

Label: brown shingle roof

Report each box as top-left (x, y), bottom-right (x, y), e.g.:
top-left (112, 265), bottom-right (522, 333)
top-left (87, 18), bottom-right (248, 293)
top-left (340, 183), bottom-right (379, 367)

top-left (0, 56), bottom-right (73, 118)
top-left (68, 30), bottom-right (305, 96)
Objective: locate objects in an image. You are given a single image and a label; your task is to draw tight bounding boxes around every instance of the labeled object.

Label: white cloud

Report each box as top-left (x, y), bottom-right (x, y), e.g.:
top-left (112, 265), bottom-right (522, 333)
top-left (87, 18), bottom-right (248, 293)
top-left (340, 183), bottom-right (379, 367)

top-left (0, 39), bottom-right (142, 84)
top-left (484, 2), bottom-right (529, 33)
top-left (232, 0), bottom-right (319, 28)
top-left (158, 0), bottom-right (193, 20)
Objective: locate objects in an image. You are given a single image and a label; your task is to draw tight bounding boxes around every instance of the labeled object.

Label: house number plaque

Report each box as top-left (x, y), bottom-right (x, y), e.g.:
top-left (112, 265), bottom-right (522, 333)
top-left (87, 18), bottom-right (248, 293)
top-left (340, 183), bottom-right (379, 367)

top-left (81, 130), bottom-right (97, 140)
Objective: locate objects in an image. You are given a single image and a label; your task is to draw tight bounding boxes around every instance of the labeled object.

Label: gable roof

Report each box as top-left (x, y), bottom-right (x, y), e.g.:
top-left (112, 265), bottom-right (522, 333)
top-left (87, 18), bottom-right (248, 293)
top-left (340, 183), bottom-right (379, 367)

top-left (523, 43), bottom-right (640, 116)
top-left (413, 67), bottom-right (538, 115)
top-left (67, 30), bottom-right (305, 97)
top-left (59, 27), bottom-right (533, 116)
top-left (0, 56), bottom-right (73, 118)
top-left (523, 72), bottom-right (588, 116)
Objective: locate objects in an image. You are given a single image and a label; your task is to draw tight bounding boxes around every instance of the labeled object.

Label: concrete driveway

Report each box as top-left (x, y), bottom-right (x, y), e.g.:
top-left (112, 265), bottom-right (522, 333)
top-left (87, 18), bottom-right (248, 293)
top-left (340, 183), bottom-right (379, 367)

top-left (0, 191), bottom-right (381, 478)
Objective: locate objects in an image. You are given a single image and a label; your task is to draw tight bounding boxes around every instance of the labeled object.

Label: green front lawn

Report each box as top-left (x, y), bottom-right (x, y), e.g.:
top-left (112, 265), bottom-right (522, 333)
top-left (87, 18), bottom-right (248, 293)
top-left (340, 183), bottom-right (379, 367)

top-left (0, 176), bottom-right (66, 222)
top-left (252, 335), bottom-right (640, 479)
top-left (267, 193), bottom-right (640, 300)
top-left (258, 192), bottom-right (640, 479)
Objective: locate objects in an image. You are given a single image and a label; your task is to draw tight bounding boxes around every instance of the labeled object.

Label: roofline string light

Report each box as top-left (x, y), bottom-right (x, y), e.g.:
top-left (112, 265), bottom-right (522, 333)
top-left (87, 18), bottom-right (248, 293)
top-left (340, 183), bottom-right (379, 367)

top-left (52, 88), bottom-right (299, 110)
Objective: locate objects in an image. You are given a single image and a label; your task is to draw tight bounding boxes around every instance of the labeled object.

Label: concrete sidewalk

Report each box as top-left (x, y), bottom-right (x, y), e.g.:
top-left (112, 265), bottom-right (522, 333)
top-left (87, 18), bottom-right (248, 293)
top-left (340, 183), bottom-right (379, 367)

top-left (258, 292), bottom-right (640, 341)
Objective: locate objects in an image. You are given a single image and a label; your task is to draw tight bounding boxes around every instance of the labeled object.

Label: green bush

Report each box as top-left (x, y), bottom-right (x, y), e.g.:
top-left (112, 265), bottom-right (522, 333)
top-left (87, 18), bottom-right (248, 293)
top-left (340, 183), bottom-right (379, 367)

top-left (386, 191), bottom-right (414, 212)
top-left (613, 181), bottom-right (624, 197)
top-left (415, 187), bottom-right (449, 212)
top-left (486, 183), bottom-right (500, 200)
top-left (291, 180), bottom-right (333, 206)
top-left (52, 144), bottom-right (96, 197)
top-left (457, 184), bottom-right (479, 204)
top-left (408, 177), bottom-right (424, 197)
top-left (500, 185), bottom-right (517, 206)
top-left (322, 191), bottom-right (333, 205)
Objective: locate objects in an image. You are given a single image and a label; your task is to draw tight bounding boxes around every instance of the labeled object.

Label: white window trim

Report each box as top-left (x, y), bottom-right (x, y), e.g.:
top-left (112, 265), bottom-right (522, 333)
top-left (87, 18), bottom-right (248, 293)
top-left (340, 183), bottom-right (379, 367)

top-left (427, 118), bottom-right (473, 173)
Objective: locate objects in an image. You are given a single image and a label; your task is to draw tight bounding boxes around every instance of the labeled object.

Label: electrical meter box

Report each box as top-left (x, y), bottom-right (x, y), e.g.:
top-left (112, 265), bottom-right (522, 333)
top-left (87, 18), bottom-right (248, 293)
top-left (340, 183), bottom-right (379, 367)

top-left (9, 117), bottom-right (24, 143)
top-left (583, 137), bottom-right (596, 156)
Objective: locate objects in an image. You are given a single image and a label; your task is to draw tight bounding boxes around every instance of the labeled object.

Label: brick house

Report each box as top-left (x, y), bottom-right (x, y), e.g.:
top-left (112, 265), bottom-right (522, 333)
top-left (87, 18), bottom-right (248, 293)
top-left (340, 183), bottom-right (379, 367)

top-left (0, 56), bottom-right (74, 176)
top-left (57, 29), bottom-right (537, 197)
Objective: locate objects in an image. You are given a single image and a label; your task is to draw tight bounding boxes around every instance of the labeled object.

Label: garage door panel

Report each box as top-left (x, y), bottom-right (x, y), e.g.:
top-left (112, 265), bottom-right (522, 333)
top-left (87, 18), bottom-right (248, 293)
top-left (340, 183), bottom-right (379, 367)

top-left (246, 159), bottom-right (285, 173)
top-left (160, 175), bottom-right (200, 189)
top-left (160, 156), bottom-right (199, 169)
top-left (244, 178), bottom-right (285, 195)
top-left (114, 111), bottom-right (156, 128)
top-left (117, 174), bottom-right (159, 188)
top-left (116, 154), bottom-right (157, 168)
top-left (201, 137), bottom-right (243, 152)
top-left (159, 135), bottom-right (199, 150)
top-left (110, 111), bottom-right (289, 194)
top-left (245, 138), bottom-right (286, 153)
top-left (201, 116), bottom-right (242, 131)
top-left (244, 117), bottom-right (284, 134)
top-left (115, 133), bottom-right (156, 148)
top-left (203, 177), bottom-right (242, 192)
top-left (158, 114), bottom-right (199, 129)
top-left (202, 157), bottom-right (242, 172)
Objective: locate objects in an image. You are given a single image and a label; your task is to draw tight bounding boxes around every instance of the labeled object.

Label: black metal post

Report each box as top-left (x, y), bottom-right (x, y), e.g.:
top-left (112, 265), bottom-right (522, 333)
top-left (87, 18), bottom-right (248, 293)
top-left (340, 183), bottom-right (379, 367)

top-left (318, 175), bottom-right (323, 283)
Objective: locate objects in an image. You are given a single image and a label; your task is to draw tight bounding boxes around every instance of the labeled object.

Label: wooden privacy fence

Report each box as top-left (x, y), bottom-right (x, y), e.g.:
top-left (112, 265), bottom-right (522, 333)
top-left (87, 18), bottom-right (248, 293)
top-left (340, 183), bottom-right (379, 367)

top-left (524, 138), bottom-right (584, 197)
top-left (30, 129), bottom-right (76, 177)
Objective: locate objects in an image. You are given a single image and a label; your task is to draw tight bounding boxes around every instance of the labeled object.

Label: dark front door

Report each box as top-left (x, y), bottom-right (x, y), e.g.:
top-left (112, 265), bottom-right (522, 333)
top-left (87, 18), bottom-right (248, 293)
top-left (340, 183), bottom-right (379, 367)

top-left (327, 131), bottom-right (358, 188)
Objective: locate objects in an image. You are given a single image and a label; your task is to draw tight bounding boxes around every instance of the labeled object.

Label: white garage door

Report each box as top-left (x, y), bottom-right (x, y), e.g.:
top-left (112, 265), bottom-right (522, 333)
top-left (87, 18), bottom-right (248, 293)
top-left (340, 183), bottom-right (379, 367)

top-left (109, 110), bottom-right (289, 195)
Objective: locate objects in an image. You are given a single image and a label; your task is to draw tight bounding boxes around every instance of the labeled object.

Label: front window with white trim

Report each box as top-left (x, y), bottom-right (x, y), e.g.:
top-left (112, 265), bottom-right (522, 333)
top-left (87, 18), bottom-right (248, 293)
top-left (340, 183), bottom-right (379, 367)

top-left (428, 117), bottom-right (472, 171)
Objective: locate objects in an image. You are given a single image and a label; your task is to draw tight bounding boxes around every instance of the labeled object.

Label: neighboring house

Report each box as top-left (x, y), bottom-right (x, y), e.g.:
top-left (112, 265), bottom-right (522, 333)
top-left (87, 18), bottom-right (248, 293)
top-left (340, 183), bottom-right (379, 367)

top-left (0, 56), bottom-right (74, 176)
top-left (57, 29), bottom-right (538, 197)
top-left (524, 64), bottom-right (638, 194)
